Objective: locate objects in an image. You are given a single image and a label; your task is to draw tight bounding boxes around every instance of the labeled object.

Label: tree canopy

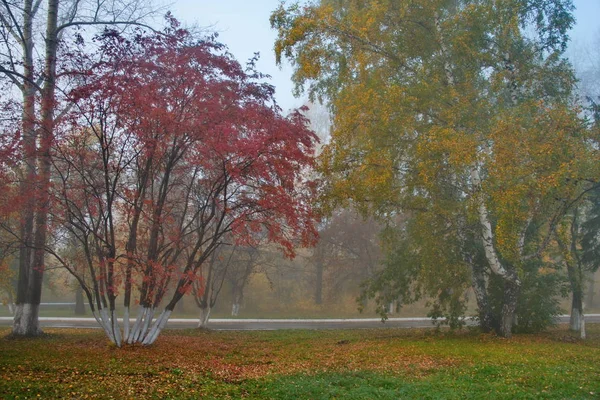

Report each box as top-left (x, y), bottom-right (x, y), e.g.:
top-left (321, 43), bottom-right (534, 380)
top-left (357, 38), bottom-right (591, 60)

top-left (0, 17), bottom-right (320, 346)
top-left (272, 0), bottom-right (597, 337)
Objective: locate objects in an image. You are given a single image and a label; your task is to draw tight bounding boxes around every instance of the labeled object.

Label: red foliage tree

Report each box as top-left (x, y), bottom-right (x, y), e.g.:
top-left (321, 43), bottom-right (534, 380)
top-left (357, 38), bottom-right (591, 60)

top-left (49, 20), bottom-right (318, 346)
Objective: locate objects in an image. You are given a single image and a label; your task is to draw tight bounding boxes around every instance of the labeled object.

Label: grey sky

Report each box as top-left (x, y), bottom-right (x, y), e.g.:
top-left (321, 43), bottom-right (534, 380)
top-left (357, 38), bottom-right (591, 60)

top-left (171, 0), bottom-right (600, 112)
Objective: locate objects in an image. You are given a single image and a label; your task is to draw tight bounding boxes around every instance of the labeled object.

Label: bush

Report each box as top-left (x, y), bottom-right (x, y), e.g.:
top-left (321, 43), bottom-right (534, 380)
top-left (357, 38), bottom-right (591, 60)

top-left (488, 260), bottom-right (567, 333)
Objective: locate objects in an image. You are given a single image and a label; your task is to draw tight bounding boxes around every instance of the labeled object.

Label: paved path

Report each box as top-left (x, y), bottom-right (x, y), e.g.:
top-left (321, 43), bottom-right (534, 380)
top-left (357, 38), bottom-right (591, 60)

top-left (1, 315), bottom-right (599, 330)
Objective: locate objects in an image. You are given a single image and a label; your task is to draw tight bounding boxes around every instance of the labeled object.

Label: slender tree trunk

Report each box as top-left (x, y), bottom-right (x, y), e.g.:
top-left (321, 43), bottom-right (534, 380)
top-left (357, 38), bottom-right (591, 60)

top-left (74, 286), bottom-right (85, 315)
top-left (388, 301), bottom-right (395, 314)
top-left (315, 258), bottom-right (323, 305)
top-left (30, 0), bottom-right (59, 334)
top-left (471, 167), bottom-right (520, 338)
top-left (464, 240), bottom-right (495, 333)
top-left (500, 277), bottom-right (520, 337)
top-left (470, 261), bottom-right (494, 333)
top-left (558, 216), bottom-right (586, 340)
top-left (570, 291), bottom-right (581, 330)
top-left (142, 309), bottom-right (172, 345)
top-left (231, 288), bottom-right (243, 316)
top-left (586, 272), bottom-right (595, 309)
top-left (570, 290), bottom-right (585, 339)
top-left (198, 306), bottom-right (211, 328)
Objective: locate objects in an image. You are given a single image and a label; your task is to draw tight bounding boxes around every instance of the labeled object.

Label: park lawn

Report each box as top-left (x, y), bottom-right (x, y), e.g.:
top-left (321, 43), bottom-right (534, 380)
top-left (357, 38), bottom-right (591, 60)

top-left (0, 326), bottom-right (599, 399)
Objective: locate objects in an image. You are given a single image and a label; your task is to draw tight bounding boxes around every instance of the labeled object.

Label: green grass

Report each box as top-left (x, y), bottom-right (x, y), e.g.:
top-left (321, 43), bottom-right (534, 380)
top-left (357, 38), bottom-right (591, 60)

top-left (1, 326), bottom-right (599, 399)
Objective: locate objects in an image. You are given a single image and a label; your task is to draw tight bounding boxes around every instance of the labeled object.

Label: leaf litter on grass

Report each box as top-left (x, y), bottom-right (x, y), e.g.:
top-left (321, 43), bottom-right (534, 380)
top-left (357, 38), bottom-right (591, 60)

top-left (0, 326), bottom-right (599, 399)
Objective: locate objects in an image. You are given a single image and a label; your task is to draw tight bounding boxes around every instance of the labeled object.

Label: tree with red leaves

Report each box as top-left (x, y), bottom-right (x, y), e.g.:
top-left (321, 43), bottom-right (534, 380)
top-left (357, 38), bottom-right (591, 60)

top-left (48, 20), bottom-right (318, 346)
top-left (0, 0), bottom-right (162, 337)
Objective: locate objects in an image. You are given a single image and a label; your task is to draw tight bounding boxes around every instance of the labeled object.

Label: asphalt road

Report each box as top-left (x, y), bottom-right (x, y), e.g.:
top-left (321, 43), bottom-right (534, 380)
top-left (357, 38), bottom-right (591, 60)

top-left (1, 315), bottom-right (599, 330)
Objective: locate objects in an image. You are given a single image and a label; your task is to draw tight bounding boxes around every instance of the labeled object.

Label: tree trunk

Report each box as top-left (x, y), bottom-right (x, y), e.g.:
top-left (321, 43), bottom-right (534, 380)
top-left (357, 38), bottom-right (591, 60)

top-left (570, 292), bottom-right (582, 331)
top-left (13, 0), bottom-right (59, 338)
top-left (315, 258), bottom-right (323, 305)
top-left (13, 303), bottom-right (41, 336)
top-left (74, 286), bottom-right (86, 315)
top-left (500, 278), bottom-right (520, 338)
top-left (471, 167), bottom-right (520, 338)
top-left (586, 273), bottom-right (595, 309)
top-left (13, 0), bottom-right (41, 338)
top-left (142, 309), bottom-right (172, 345)
top-left (570, 296), bottom-right (586, 340)
top-left (198, 306), bottom-right (211, 328)
top-left (470, 261), bottom-right (494, 333)
top-left (231, 286), bottom-right (243, 316)
top-left (570, 291), bottom-right (585, 339)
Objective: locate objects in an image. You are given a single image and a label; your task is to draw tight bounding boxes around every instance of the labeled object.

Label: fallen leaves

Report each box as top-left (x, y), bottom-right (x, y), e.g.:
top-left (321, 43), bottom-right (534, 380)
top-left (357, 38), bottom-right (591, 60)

top-left (1, 326), bottom-right (599, 398)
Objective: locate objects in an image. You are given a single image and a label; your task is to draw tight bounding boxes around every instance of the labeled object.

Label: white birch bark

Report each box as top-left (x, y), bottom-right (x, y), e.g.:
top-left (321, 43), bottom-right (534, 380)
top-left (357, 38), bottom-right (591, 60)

top-left (470, 167), bottom-right (518, 282)
top-left (231, 303), bottom-right (240, 317)
top-left (436, 10), bottom-right (515, 283)
top-left (517, 212), bottom-right (534, 257)
top-left (435, 9), bottom-right (522, 337)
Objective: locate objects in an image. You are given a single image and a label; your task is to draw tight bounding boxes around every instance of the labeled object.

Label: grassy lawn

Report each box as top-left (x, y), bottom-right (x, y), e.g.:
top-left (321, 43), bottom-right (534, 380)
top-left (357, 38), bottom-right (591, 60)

top-left (1, 326), bottom-right (599, 399)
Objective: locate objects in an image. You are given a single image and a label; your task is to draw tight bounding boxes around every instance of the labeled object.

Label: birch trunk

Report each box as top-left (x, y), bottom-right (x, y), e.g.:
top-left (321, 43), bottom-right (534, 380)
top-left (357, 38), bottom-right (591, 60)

top-left (470, 261), bottom-right (494, 332)
top-left (231, 303), bottom-right (240, 317)
top-left (471, 167), bottom-right (520, 337)
top-left (435, 11), bottom-right (517, 336)
top-left (500, 280), bottom-right (520, 338)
